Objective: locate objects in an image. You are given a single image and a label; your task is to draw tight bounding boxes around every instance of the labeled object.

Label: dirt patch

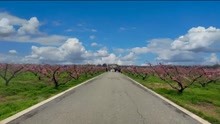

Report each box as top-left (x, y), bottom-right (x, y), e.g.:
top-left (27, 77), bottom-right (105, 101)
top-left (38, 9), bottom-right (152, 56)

top-left (0, 95), bottom-right (7, 102)
top-left (188, 102), bottom-right (220, 121)
top-left (146, 83), bottom-right (171, 90)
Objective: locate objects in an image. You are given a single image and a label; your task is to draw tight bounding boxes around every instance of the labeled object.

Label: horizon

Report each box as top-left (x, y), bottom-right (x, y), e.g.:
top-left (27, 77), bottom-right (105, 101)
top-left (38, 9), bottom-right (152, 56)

top-left (0, 1), bottom-right (220, 66)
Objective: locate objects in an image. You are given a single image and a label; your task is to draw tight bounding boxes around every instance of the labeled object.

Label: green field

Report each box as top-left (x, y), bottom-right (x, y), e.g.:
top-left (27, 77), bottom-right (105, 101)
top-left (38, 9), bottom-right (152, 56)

top-left (0, 72), bottom-right (103, 121)
top-left (124, 73), bottom-right (220, 124)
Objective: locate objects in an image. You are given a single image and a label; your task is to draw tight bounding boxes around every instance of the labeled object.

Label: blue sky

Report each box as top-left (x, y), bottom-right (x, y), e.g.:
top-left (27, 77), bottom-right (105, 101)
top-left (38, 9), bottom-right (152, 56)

top-left (0, 1), bottom-right (220, 65)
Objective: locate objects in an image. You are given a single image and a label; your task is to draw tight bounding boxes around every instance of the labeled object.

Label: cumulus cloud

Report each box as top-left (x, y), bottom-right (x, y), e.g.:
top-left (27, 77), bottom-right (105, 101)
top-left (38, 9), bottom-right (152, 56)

top-left (1, 13), bottom-right (219, 66)
top-left (91, 42), bottom-right (98, 47)
top-left (113, 48), bottom-right (129, 54)
top-left (0, 36), bottom-right (133, 65)
top-left (0, 12), bottom-right (26, 25)
top-left (171, 26), bottom-right (220, 52)
top-left (0, 18), bottom-right (15, 36)
top-left (121, 52), bottom-right (135, 61)
top-left (86, 53), bottom-right (123, 65)
top-left (153, 26), bottom-right (220, 64)
top-left (1, 33), bottom-right (67, 46)
top-left (18, 17), bottom-right (40, 35)
top-left (86, 49), bottom-right (135, 65)
top-left (204, 53), bottom-right (219, 65)
top-left (8, 50), bottom-right (17, 54)
top-left (23, 38), bottom-right (135, 65)
top-left (32, 35), bottom-right (68, 45)
top-left (22, 38), bottom-right (121, 64)
top-left (132, 47), bottom-right (149, 54)
top-left (123, 36), bottom-right (214, 65)
top-left (98, 53), bottom-right (122, 64)
top-left (90, 42), bottom-right (103, 47)
top-left (94, 49), bottom-right (109, 57)
top-left (0, 12), bottom-right (68, 45)
top-left (127, 27), bottom-right (220, 65)
top-left (208, 53), bottom-right (219, 64)
top-left (26, 38), bottom-right (86, 64)
top-left (131, 38), bottom-right (172, 54)
top-left (156, 50), bottom-right (203, 63)
top-left (0, 53), bottom-right (24, 64)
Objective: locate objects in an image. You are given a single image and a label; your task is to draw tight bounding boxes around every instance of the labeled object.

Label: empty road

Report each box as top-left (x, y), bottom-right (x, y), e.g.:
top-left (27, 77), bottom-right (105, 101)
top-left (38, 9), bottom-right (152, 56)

top-left (14, 72), bottom-right (200, 124)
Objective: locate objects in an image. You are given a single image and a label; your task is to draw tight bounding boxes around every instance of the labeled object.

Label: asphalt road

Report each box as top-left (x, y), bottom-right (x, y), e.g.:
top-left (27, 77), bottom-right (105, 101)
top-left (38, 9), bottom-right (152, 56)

top-left (18, 72), bottom-right (200, 124)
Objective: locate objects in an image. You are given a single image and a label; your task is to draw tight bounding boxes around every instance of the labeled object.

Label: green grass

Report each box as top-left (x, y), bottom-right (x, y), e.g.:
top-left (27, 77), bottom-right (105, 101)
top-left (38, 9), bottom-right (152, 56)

top-left (124, 73), bottom-right (220, 124)
top-left (0, 72), bottom-right (103, 120)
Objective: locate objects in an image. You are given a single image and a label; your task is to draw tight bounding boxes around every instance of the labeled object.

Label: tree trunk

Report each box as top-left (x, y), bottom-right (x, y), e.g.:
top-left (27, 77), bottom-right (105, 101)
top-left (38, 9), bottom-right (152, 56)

top-left (5, 80), bottom-right (9, 86)
top-left (52, 70), bottom-right (59, 88)
top-left (201, 83), bottom-right (206, 87)
top-left (52, 77), bottom-right (59, 88)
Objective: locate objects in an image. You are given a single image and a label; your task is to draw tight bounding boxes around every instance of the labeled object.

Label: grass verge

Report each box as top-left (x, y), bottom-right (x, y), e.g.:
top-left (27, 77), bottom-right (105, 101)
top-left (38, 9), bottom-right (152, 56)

top-left (124, 73), bottom-right (220, 124)
top-left (0, 72), bottom-right (103, 120)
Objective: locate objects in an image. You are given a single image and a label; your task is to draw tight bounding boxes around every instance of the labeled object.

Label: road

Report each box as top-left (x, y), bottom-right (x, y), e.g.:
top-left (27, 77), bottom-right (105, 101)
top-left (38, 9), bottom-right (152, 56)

top-left (17, 72), bottom-right (200, 124)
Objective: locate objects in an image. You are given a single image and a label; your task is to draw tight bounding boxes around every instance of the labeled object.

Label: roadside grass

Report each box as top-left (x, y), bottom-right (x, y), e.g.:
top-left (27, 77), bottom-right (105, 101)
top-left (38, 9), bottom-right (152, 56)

top-left (124, 73), bottom-right (220, 124)
top-left (0, 72), bottom-right (103, 120)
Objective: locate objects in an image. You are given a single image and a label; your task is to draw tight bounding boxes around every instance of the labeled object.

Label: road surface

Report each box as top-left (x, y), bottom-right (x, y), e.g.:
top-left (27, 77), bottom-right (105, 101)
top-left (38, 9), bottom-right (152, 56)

top-left (16, 72), bottom-right (200, 124)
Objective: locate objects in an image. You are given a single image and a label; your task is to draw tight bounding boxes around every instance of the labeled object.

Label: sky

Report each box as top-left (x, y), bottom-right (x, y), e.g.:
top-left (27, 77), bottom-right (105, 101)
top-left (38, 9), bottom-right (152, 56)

top-left (0, 1), bottom-right (220, 65)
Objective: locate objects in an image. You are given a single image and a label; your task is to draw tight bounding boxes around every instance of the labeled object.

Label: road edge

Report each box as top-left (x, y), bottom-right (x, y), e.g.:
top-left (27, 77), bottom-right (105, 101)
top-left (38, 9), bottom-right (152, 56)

top-left (0, 73), bottom-right (105, 124)
top-left (124, 75), bottom-right (211, 124)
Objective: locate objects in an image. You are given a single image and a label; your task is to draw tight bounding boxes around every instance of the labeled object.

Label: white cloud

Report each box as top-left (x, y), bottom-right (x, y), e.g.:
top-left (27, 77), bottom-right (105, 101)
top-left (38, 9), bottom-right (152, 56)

top-left (85, 48), bottom-right (134, 65)
top-left (91, 42), bottom-right (98, 47)
top-left (100, 54), bottom-right (122, 64)
top-left (149, 39), bottom-right (205, 64)
top-left (132, 47), bottom-right (149, 54)
top-left (0, 18), bottom-right (15, 36)
top-left (94, 49), bottom-right (109, 57)
top-left (9, 50), bottom-right (17, 54)
top-left (86, 53), bottom-right (123, 65)
top-left (129, 38), bottom-right (207, 64)
top-left (90, 42), bottom-right (103, 47)
top-left (18, 17), bottom-right (40, 35)
top-left (208, 53), bottom-right (219, 64)
top-left (1, 13), bottom-right (219, 66)
top-left (119, 26), bottom-right (136, 32)
top-left (1, 33), bottom-right (68, 46)
top-left (89, 35), bottom-right (95, 40)
top-left (113, 48), bottom-right (129, 54)
top-left (0, 53), bottom-right (24, 64)
top-left (24, 37), bottom-right (134, 65)
top-left (0, 12), bottom-right (26, 26)
top-left (32, 35), bottom-right (68, 45)
top-left (131, 38), bottom-right (172, 54)
top-left (0, 37), bottom-right (133, 65)
top-left (156, 50), bottom-right (202, 63)
top-left (129, 26), bottom-right (220, 65)
top-left (0, 12), bottom-right (68, 45)
top-left (26, 38), bottom-right (86, 64)
top-left (171, 26), bottom-right (220, 52)
top-left (204, 53), bottom-right (219, 65)
top-left (122, 52), bottom-right (135, 61)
